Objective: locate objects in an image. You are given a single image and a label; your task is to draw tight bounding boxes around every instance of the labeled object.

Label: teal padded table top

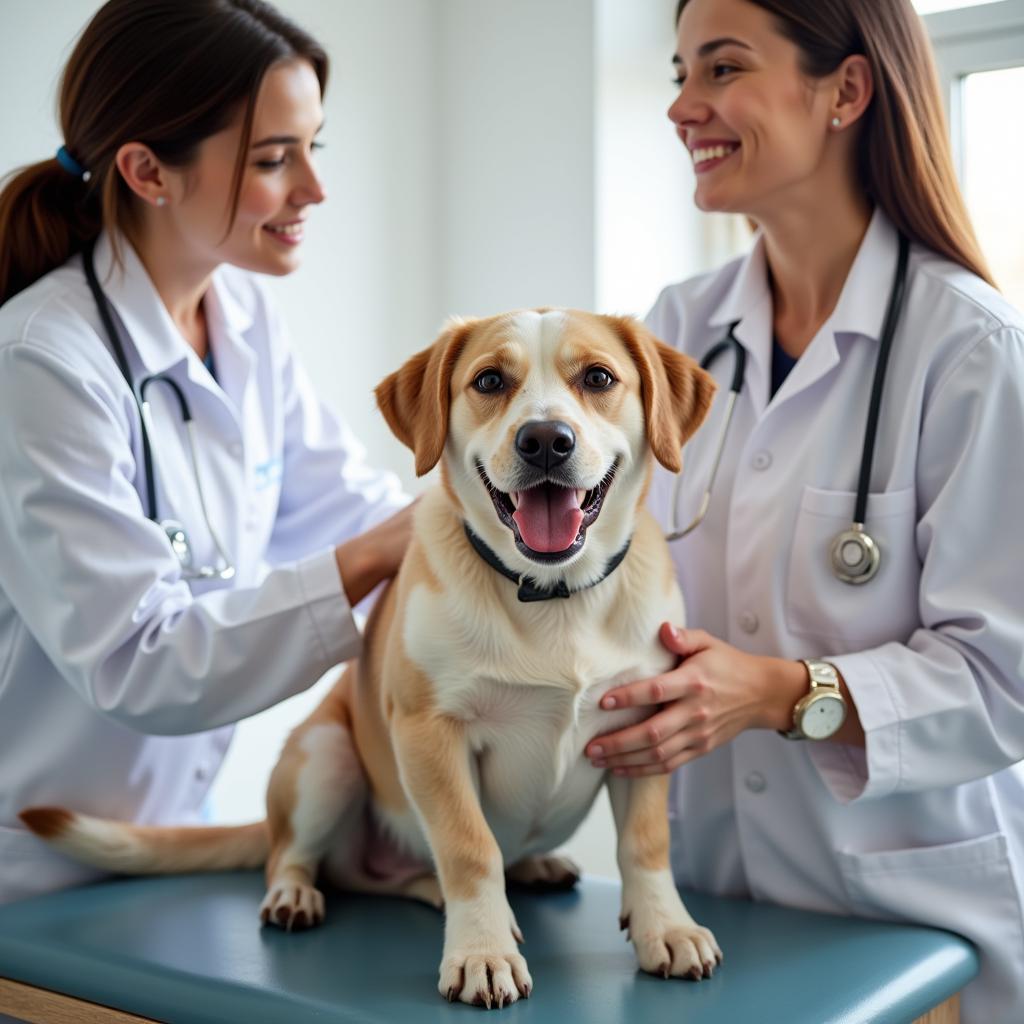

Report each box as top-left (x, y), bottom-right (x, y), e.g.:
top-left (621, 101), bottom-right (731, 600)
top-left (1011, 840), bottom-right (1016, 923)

top-left (0, 872), bottom-right (976, 1024)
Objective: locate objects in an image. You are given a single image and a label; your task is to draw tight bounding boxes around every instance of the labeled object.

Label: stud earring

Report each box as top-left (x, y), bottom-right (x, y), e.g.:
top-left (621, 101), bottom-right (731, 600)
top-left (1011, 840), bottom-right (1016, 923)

top-left (155, 196), bottom-right (167, 207)
top-left (831, 117), bottom-right (842, 129)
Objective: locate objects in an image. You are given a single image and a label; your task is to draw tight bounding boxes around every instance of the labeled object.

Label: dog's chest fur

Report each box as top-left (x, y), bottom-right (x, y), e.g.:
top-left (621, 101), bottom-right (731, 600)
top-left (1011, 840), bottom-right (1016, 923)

top-left (388, 575), bottom-right (679, 862)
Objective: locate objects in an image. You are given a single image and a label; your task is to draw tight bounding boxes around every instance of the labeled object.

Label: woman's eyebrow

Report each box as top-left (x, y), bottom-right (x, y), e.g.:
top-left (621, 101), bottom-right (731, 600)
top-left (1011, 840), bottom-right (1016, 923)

top-left (250, 123), bottom-right (325, 149)
top-left (673, 37), bottom-right (754, 65)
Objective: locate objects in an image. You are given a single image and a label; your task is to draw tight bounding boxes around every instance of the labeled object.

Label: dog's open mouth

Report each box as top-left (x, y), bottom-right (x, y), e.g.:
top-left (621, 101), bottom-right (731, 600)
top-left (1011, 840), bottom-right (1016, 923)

top-left (477, 460), bottom-right (618, 563)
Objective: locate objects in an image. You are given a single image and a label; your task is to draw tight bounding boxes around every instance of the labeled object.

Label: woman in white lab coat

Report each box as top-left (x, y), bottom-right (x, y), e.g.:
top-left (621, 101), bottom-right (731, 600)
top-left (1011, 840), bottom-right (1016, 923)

top-left (587, 2), bottom-right (1024, 1021)
top-left (0, 0), bottom-right (410, 904)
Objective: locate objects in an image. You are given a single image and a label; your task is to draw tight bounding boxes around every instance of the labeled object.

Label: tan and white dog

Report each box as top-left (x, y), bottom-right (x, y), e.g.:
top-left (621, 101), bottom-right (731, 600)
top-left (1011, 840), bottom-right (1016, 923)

top-left (22, 309), bottom-right (719, 1009)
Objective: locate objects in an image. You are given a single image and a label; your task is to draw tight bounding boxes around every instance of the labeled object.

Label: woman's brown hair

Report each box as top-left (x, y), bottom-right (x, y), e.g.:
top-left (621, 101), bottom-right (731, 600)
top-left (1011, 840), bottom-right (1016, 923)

top-left (675, 0), bottom-right (995, 286)
top-left (0, 0), bottom-right (328, 306)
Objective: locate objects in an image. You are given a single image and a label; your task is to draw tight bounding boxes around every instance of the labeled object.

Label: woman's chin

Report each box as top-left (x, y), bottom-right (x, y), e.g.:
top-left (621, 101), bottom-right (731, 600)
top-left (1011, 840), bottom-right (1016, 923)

top-left (693, 186), bottom-right (739, 214)
top-left (249, 249), bottom-right (303, 277)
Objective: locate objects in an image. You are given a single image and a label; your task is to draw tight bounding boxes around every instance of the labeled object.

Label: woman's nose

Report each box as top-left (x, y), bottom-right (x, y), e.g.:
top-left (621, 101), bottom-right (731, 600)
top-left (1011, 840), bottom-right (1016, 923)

top-left (293, 158), bottom-right (327, 207)
top-left (667, 79), bottom-right (709, 133)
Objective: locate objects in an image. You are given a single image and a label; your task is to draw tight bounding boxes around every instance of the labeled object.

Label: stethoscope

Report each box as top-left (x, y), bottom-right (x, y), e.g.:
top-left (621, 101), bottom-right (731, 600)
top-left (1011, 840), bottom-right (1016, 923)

top-left (667, 232), bottom-right (910, 586)
top-left (82, 244), bottom-right (235, 581)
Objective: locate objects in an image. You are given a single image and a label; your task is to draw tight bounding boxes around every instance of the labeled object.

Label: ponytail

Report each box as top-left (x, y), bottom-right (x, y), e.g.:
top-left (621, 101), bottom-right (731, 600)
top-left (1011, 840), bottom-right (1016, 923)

top-left (0, 158), bottom-right (103, 306)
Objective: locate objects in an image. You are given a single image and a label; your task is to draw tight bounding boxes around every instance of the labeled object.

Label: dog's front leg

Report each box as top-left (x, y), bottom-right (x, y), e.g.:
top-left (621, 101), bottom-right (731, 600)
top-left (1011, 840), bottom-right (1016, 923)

top-left (608, 774), bottom-right (722, 979)
top-left (393, 709), bottom-right (532, 1008)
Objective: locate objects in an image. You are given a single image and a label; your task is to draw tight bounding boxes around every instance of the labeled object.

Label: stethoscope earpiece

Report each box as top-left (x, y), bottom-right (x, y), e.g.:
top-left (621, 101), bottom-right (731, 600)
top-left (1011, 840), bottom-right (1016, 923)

top-left (829, 525), bottom-right (880, 585)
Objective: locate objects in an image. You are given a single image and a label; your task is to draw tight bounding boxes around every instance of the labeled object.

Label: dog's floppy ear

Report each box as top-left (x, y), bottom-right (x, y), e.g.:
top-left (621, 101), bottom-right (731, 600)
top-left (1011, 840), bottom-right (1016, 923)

top-left (610, 316), bottom-right (717, 473)
top-left (375, 318), bottom-right (475, 477)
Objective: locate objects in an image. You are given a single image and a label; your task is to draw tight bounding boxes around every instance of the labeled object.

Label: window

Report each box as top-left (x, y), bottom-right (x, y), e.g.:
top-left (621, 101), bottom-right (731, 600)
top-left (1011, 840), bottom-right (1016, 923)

top-left (915, 0), bottom-right (1005, 13)
top-left (925, 1), bottom-right (1024, 308)
top-left (961, 66), bottom-right (1024, 307)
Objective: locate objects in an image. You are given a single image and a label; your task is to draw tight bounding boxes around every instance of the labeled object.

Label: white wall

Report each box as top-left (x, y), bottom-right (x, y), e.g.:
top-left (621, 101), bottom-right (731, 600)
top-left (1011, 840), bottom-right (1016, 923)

top-left (437, 0), bottom-right (596, 316)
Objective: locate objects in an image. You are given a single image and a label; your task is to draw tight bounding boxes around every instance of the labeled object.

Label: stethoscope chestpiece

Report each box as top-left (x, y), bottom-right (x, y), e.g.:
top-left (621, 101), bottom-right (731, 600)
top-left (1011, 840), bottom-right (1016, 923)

top-left (162, 520), bottom-right (193, 569)
top-left (829, 523), bottom-right (880, 585)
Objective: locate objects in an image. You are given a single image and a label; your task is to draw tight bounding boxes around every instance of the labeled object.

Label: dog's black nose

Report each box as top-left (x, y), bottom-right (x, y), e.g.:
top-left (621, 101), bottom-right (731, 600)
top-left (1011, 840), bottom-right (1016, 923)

top-left (515, 420), bottom-right (576, 471)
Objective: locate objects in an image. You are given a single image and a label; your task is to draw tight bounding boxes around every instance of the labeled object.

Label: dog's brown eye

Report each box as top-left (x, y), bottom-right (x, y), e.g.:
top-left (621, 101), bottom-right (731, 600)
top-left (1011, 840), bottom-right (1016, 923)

top-left (583, 367), bottom-right (614, 390)
top-left (474, 370), bottom-right (504, 393)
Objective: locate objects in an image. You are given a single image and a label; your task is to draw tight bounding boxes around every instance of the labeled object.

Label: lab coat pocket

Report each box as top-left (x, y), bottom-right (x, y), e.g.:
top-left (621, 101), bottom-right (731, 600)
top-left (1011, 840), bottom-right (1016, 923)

top-left (785, 485), bottom-right (919, 649)
top-left (837, 833), bottom-right (1024, 1011)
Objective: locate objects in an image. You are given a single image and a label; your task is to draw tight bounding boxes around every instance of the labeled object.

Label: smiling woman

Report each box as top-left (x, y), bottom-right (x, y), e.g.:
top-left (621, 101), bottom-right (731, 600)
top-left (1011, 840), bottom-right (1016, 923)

top-left (0, 0), bottom-right (412, 907)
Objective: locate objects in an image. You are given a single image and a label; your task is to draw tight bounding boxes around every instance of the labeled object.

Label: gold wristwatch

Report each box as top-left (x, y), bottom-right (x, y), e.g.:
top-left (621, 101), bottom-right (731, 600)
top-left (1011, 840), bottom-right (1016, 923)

top-left (780, 660), bottom-right (847, 741)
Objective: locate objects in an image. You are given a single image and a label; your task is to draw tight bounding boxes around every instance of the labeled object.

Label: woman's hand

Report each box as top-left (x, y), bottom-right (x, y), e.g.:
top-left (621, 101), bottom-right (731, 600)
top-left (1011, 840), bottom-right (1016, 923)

top-left (585, 623), bottom-right (810, 776)
top-left (334, 500), bottom-right (417, 606)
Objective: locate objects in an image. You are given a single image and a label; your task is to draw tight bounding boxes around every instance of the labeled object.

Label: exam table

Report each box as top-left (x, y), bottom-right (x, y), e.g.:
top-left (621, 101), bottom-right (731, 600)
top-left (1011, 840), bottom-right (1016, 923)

top-left (0, 872), bottom-right (977, 1023)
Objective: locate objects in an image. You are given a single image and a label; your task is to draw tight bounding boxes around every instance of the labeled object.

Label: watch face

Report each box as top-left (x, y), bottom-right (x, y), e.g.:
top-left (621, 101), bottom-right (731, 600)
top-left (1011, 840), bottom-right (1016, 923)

top-left (801, 693), bottom-right (846, 739)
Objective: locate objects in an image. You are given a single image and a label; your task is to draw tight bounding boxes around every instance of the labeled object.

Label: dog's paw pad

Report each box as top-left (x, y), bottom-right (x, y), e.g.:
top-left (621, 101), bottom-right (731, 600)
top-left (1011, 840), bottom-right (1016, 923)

top-left (439, 951), bottom-right (532, 1008)
top-left (259, 881), bottom-right (325, 932)
top-left (632, 922), bottom-right (722, 981)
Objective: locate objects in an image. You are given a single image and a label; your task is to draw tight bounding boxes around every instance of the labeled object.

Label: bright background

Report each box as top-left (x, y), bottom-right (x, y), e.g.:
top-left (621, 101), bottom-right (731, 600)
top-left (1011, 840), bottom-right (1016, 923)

top-left (1, 0), bottom-right (1021, 879)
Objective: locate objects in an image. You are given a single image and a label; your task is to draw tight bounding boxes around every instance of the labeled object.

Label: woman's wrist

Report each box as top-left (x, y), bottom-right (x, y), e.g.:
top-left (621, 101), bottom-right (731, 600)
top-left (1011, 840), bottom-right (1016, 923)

top-left (334, 536), bottom-right (381, 607)
top-left (758, 656), bottom-right (810, 732)
top-left (757, 656), bottom-right (866, 746)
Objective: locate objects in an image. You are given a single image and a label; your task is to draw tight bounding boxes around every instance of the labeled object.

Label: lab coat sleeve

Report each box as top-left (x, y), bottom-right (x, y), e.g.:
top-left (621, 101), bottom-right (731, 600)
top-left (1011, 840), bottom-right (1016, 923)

top-left (0, 340), bottom-right (356, 736)
top-left (807, 326), bottom-right (1024, 803)
top-left (262, 299), bottom-right (409, 565)
top-left (645, 285), bottom-right (686, 353)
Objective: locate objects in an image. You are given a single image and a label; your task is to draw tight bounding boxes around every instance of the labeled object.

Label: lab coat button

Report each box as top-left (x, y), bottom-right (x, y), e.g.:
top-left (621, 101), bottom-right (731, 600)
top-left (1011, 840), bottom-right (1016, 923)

top-left (745, 771), bottom-right (767, 794)
top-left (752, 450), bottom-right (772, 470)
top-left (739, 610), bottom-right (759, 633)
top-left (194, 764), bottom-right (208, 782)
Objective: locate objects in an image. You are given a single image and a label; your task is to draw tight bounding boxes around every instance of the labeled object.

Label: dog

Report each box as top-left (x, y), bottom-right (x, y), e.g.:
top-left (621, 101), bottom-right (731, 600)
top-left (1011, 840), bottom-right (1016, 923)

top-left (22, 308), bottom-right (720, 1008)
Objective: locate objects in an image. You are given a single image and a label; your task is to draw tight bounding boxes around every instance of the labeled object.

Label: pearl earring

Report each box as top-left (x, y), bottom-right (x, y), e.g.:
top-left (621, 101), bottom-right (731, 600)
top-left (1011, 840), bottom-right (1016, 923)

top-left (831, 117), bottom-right (842, 128)
top-left (155, 196), bottom-right (167, 207)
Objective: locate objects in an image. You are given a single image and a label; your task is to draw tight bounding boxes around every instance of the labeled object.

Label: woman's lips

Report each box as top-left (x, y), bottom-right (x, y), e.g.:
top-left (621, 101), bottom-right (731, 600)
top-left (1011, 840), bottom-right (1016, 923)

top-left (263, 221), bottom-right (305, 246)
top-left (691, 142), bottom-right (740, 174)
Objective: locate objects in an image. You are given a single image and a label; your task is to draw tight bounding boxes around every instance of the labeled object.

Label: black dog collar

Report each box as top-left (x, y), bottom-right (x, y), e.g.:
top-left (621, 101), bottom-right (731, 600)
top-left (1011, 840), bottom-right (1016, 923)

top-left (463, 524), bottom-right (631, 603)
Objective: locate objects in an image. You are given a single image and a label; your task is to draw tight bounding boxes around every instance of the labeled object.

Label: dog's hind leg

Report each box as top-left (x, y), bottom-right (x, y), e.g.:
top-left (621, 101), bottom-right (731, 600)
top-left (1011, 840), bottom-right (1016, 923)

top-left (260, 684), bottom-right (365, 932)
top-left (506, 854), bottom-right (581, 891)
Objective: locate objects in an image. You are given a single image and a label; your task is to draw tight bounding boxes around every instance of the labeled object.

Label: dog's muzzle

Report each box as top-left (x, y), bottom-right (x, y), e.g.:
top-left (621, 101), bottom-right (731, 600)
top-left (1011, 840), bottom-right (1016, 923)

top-left (476, 452), bottom-right (618, 565)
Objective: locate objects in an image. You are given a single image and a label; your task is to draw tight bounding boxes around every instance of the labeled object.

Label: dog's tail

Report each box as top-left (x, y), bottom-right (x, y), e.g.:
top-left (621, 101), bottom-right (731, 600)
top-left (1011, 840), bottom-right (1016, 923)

top-left (18, 807), bottom-right (269, 874)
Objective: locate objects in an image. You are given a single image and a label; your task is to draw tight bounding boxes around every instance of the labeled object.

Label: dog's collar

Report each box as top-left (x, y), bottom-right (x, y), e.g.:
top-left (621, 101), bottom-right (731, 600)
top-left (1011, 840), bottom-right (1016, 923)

top-left (463, 524), bottom-right (631, 603)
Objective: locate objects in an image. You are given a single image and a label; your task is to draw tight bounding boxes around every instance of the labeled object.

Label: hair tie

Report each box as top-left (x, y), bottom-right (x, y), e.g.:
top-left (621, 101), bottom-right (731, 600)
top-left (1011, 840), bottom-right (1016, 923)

top-left (56, 145), bottom-right (91, 182)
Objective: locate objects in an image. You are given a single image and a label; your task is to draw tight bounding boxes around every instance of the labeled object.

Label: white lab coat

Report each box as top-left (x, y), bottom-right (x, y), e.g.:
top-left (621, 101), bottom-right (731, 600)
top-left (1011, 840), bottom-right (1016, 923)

top-left (646, 209), bottom-right (1024, 1024)
top-left (0, 233), bottom-right (406, 904)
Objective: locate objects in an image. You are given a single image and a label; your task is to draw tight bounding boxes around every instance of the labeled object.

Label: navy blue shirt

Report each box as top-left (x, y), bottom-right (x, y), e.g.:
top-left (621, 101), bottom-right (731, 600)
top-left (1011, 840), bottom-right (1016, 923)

top-left (771, 337), bottom-right (797, 397)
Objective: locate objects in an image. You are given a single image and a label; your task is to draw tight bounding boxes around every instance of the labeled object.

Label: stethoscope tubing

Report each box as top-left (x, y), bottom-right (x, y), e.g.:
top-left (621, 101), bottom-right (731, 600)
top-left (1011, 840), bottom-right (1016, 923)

top-left (82, 243), bottom-right (234, 580)
top-left (668, 232), bottom-right (910, 586)
top-left (666, 344), bottom-right (743, 542)
top-left (853, 231), bottom-right (910, 527)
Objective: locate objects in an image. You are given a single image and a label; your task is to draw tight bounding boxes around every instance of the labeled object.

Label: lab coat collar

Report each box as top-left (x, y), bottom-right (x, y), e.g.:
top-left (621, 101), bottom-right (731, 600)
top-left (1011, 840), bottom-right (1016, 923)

top-left (826, 207), bottom-right (900, 345)
top-left (707, 231), bottom-right (773, 413)
top-left (708, 228), bottom-right (771, 333)
top-left (707, 206), bottom-right (898, 340)
top-left (705, 207), bottom-right (901, 414)
top-left (768, 208), bottom-right (901, 408)
top-left (91, 231), bottom-right (255, 383)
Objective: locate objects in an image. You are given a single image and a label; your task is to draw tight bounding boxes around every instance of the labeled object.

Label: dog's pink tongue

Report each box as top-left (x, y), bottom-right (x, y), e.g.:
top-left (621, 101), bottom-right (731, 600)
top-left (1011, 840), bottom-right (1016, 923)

top-left (512, 485), bottom-right (583, 553)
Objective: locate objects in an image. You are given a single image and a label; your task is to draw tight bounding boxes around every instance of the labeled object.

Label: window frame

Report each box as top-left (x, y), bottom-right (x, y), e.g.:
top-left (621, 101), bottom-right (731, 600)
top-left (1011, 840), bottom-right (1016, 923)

top-left (924, 0), bottom-right (1024, 178)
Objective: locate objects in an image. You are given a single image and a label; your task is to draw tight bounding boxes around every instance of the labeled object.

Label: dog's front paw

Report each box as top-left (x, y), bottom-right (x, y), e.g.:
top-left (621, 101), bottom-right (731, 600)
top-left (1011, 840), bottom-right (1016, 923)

top-left (623, 909), bottom-right (722, 980)
top-left (438, 933), bottom-right (533, 1008)
top-left (259, 880), bottom-right (325, 931)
